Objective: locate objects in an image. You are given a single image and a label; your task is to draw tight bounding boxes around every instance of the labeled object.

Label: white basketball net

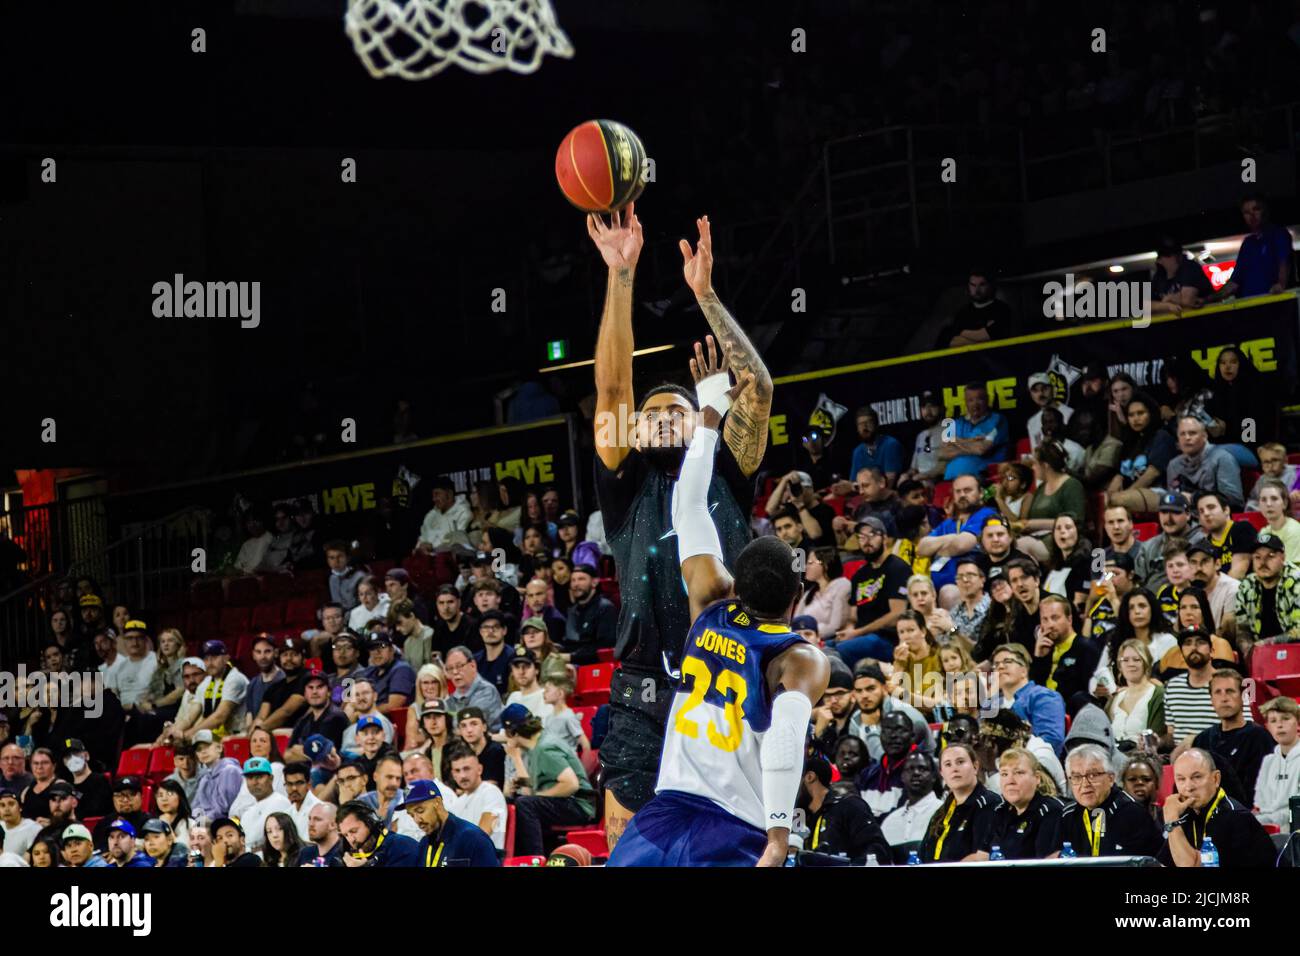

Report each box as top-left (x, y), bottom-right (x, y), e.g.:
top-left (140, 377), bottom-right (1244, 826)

top-left (345, 0), bottom-right (574, 79)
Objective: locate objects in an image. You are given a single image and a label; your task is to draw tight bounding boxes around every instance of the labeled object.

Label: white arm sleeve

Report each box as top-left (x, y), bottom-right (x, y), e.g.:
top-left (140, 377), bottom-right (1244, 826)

top-left (760, 691), bottom-right (812, 832)
top-left (671, 424), bottom-right (724, 564)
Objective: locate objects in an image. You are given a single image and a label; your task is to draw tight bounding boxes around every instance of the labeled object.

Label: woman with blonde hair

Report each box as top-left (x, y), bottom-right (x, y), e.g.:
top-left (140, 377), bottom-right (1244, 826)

top-left (969, 746), bottom-right (1064, 860)
top-left (140, 627), bottom-right (188, 720)
top-left (405, 662), bottom-right (448, 749)
top-left (905, 574), bottom-right (956, 641)
top-left (890, 610), bottom-right (945, 714)
top-left (1106, 639), bottom-right (1166, 744)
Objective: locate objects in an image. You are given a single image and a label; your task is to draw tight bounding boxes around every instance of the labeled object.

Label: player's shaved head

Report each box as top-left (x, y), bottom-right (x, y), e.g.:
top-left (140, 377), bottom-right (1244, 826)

top-left (734, 535), bottom-right (802, 620)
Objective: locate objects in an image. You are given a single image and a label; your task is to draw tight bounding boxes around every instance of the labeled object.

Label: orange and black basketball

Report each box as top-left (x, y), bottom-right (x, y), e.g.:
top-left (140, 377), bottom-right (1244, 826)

top-left (555, 119), bottom-right (647, 213)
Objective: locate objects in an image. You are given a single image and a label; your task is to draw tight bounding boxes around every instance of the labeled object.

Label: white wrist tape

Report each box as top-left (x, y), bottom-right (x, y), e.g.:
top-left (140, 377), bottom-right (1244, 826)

top-left (672, 425), bottom-right (724, 563)
top-left (761, 691), bottom-right (812, 831)
top-left (695, 372), bottom-right (732, 418)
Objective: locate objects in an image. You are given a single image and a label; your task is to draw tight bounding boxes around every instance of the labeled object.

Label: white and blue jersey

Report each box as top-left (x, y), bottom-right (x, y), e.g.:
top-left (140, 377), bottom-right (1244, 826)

top-left (607, 599), bottom-right (804, 866)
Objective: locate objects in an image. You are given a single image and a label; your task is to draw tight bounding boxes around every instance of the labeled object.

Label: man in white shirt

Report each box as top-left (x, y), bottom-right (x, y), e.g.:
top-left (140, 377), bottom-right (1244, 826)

top-left (188, 640), bottom-right (250, 740)
top-left (1025, 372), bottom-right (1073, 451)
top-left (1187, 541), bottom-right (1240, 635)
top-left (156, 658), bottom-right (207, 746)
top-left (235, 512), bottom-right (274, 575)
top-left (93, 630), bottom-right (125, 696)
top-left (906, 391), bottom-right (946, 481)
top-left (115, 621), bottom-right (159, 709)
top-left (283, 762), bottom-right (322, 842)
top-left (448, 746), bottom-right (507, 853)
top-left (0, 788), bottom-right (41, 860)
top-left (415, 477), bottom-right (473, 553)
top-left (227, 758), bottom-right (293, 855)
top-left (390, 752), bottom-right (460, 842)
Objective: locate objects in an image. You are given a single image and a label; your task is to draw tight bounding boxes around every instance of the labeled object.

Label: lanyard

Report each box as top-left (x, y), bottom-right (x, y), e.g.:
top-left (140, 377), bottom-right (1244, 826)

top-left (933, 799), bottom-right (957, 860)
top-left (425, 840), bottom-right (445, 867)
top-left (1191, 789), bottom-right (1226, 848)
top-left (1082, 808), bottom-right (1103, 856)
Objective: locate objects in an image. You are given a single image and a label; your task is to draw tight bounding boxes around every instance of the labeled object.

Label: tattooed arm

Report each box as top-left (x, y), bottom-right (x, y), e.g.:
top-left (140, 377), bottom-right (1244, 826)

top-left (680, 215), bottom-right (774, 476)
top-left (588, 205), bottom-right (644, 471)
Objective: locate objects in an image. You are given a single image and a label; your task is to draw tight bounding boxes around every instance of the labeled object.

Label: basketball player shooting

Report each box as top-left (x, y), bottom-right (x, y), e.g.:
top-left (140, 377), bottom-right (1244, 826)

top-left (605, 339), bottom-right (829, 867)
top-left (588, 206), bottom-right (774, 850)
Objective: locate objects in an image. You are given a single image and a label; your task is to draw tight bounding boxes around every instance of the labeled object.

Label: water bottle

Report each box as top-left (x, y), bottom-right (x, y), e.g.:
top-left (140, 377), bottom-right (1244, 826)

top-left (189, 851), bottom-right (204, 868)
top-left (1060, 842), bottom-right (1077, 859)
top-left (906, 850), bottom-right (921, 866)
top-left (863, 854), bottom-right (880, 867)
top-left (989, 845), bottom-right (1005, 861)
top-left (784, 850), bottom-right (798, 867)
top-left (1199, 837), bottom-right (1219, 868)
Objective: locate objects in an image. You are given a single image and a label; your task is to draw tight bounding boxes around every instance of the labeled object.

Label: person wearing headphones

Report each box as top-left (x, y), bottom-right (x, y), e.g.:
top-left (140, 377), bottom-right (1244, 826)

top-left (336, 800), bottom-right (422, 867)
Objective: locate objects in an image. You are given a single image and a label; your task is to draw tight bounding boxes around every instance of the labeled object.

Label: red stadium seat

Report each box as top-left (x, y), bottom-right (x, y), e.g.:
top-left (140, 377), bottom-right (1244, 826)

top-left (218, 605), bottom-right (251, 637)
top-left (140, 783), bottom-right (154, 814)
top-left (259, 573), bottom-right (296, 602)
top-left (250, 602), bottom-right (284, 632)
top-left (986, 462), bottom-right (1002, 479)
top-left (116, 747), bottom-right (151, 778)
top-left (1250, 644), bottom-right (1300, 699)
top-left (82, 816), bottom-right (104, 833)
top-left (223, 575), bottom-right (262, 606)
top-left (292, 569), bottom-right (330, 595)
top-left (157, 611), bottom-right (188, 637)
top-left (598, 554), bottom-right (617, 581)
top-left (190, 577), bottom-right (225, 609)
top-left (223, 736), bottom-right (252, 764)
top-left (559, 826), bottom-right (608, 860)
top-left (1234, 511), bottom-right (1267, 531)
top-left (370, 559), bottom-right (396, 579)
top-left (504, 855), bottom-right (546, 866)
top-left (189, 608), bottom-right (220, 641)
top-left (147, 747), bottom-right (175, 784)
top-left (305, 657), bottom-right (323, 673)
top-left (387, 708), bottom-right (409, 748)
top-left (233, 634), bottom-right (259, 672)
top-left (597, 578), bottom-right (621, 610)
top-left (572, 705), bottom-right (598, 741)
top-left (1289, 453), bottom-right (1300, 466)
top-left (272, 729), bottom-right (293, 754)
top-left (505, 802), bottom-right (516, 857)
top-left (157, 590), bottom-right (187, 613)
top-left (579, 746), bottom-right (600, 781)
top-left (574, 664), bottom-right (613, 706)
top-left (1157, 764), bottom-right (1175, 806)
top-left (283, 596), bottom-right (319, 629)
top-left (932, 481), bottom-right (953, 509)
top-left (842, 559), bottom-right (866, 580)
top-left (595, 647), bottom-right (614, 664)
top-left (1132, 522), bottom-right (1159, 542)
top-left (1015, 437), bottom-right (1031, 458)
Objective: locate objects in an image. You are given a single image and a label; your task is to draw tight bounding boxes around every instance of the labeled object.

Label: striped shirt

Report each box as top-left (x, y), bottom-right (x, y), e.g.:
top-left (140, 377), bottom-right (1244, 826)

top-left (1163, 673), bottom-right (1252, 740)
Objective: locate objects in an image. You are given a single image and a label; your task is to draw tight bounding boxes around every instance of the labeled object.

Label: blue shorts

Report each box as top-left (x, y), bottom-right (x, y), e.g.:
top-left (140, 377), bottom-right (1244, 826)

top-left (605, 790), bottom-right (767, 867)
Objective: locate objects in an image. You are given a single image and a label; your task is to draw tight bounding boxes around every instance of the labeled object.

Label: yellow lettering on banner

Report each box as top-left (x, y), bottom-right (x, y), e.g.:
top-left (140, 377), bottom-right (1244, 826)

top-left (357, 483), bottom-right (376, 510)
top-left (988, 377), bottom-right (1017, 411)
top-left (1241, 338), bottom-right (1277, 372)
top-left (496, 455), bottom-right (554, 484)
top-left (943, 385), bottom-right (966, 419)
top-left (1190, 349), bottom-right (1215, 376)
top-left (322, 484), bottom-right (377, 514)
top-left (769, 414), bottom-right (788, 446)
top-left (322, 487), bottom-right (349, 514)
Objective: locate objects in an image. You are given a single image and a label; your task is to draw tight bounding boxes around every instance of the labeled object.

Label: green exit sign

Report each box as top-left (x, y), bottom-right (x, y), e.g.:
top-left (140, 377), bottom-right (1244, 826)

top-left (546, 339), bottom-right (568, 361)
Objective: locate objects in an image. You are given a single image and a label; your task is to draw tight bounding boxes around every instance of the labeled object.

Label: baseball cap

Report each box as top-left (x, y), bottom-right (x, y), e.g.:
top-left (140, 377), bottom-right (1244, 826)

top-left (242, 757), bottom-right (274, 776)
top-left (0, 786), bottom-right (20, 801)
top-left (421, 700), bottom-right (448, 717)
top-left (478, 610), bottom-right (507, 627)
top-left (790, 615), bottom-right (819, 633)
top-left (107, 819), bottom-right (137, 837)
top-left (201, 639), bottom-right (228, 656)
top-left (192, 729), bottom-right (217, 745)
top-left (519, 615), bottom-right (547, 635)
top-left (1104, 550), bottom-right (1136, 571)
top-left (1254, 533), bottom-right (1286, 554)
top-left (572, 562), bottom-right (598, 577)
top-left (457, 706), bottom-right (487, 724)
top-left (304, 671), bottom-right (330, 689)
top-left (356, 715), bottom-right (384, 733)
top-left (141, 819), bottom-right (173, 836)
top-left (1027, 372), bottom-right (1052, 388)
top-left (182, 656), bottom-right (205, 670)
top-left (510, 646), bottom-right (538, 666)
top-left (365, 630), bottom-right (396, 650)
top-left (1178, 627), bottom-right (1213, 646)
top-left (1184, 541), bottom-right (1218, 560)
top-left (384, 567), bottom-right (411, 584)
top-left (275, 635), bottom-right (306, 654)
top-left (500, 703), bottom-right (532, 733)
top-left (791, 471), bottom-right (813, 487)
top-left (472, 551), bottom-right (493, 566)
top-left (396, 779), bottom-right (443, 809)
top-left (1157, 493), bottom-right (1189, 514)
top-left (557, 511), bottom-right (580, 528)
top-left (210, 817), bottom-right (243, 837)
top-left (62, 738), bottom-right (87, 754)
top-left (855, 515), bottom-right (887, 535)
top-left (113, 776), bottom-right (142, 793)
top-left (62, 824), bottom-right (93, 842)
top-left (826, 666), bottom-right (854, 692)
top-left (47, 780), bottom-right (81, 799)
top-left (122, 620), bottom-right (149, 635)
top-left (436, 584), bottom-right (461, 598)
top-left (78, 594), bottom-right (103, 608)
top-left (919, 389), bottom-right (941, 407)
top-left (304, 735), bottom-right (335, 763)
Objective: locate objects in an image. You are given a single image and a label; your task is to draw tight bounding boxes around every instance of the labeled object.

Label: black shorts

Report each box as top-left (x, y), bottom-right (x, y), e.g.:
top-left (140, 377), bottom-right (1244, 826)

top-left (598, 667), bottom-right (675, 813)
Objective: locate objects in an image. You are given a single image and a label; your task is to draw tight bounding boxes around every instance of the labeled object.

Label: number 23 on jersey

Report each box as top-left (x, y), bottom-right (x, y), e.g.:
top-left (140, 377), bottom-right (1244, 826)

top-left (673, 657), bottom-right (750, 752)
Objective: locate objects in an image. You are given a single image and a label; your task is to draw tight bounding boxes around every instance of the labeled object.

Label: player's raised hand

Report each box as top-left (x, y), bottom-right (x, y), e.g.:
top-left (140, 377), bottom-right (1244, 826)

top-left (586, 202), bottom-right (643, 271)
top-left (679, 215), bottom-right (715, 299)
top-left (688, 334), bottom-right (727, 384)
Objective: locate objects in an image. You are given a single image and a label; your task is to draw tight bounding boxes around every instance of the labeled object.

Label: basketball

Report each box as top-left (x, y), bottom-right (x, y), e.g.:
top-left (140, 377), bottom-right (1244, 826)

top-left (555, 119), bottom-right (647, 213)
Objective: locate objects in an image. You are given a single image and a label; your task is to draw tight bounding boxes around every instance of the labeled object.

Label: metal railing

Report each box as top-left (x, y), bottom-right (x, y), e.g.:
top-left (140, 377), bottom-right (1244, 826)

top-left (0, 506), bottom-right (210, 670)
